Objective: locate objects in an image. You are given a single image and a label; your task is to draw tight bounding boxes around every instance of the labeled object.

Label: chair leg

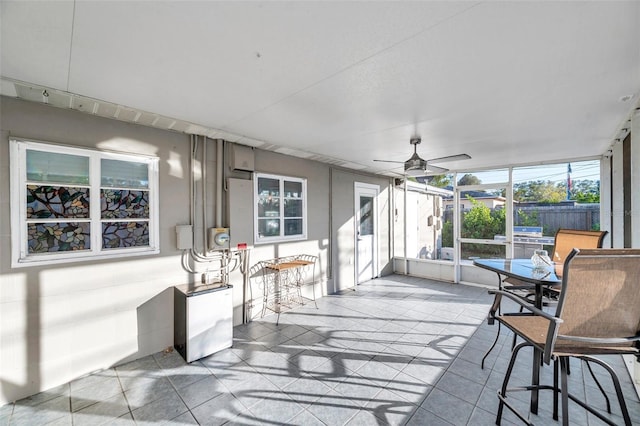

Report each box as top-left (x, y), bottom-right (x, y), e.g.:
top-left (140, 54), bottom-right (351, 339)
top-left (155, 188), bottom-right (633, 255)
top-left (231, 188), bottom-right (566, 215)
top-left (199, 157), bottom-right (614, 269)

top-left (583, 359), bottom-right (611, 414)
top-left (481, 321), bottom-right (501, 369)
top-left (531, 347), bottom-right (541, 414)
top-left (553, 357), bottom-right (559, 420)
top-left (497, 342), bottom-right (534, 425)
top-left (484, 287), bottom-right (503, 369)
top-left (560, 356), bottom-right (570, 426)
top-left (579, 356), bottom-right (632, 426)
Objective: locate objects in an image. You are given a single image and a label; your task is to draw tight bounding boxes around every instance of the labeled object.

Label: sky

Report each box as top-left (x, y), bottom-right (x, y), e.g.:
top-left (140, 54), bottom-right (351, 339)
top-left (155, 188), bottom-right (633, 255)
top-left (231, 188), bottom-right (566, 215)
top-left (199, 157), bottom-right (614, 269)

top-left (455, 159), bottom-right (600, 185)
top-left (512, 160), bottom-right (600, 184)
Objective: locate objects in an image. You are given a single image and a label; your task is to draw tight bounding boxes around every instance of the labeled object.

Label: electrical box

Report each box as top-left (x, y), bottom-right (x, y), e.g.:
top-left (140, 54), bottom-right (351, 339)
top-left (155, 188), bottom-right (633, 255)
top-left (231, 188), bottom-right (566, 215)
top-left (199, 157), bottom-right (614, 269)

top-left (230, 144), bottom-right (255, 171)
top-left (208, 227), bottom-right (230, 251)
top-left (176, 225), bottom-right (193, 249)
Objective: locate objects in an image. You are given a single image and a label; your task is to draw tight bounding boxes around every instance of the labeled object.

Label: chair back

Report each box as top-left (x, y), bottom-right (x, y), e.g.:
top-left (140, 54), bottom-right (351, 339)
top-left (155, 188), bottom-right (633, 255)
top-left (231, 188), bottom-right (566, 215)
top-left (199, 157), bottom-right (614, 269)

top-left (549, 248), bottom-right (640, 357)
top-left (551, 229), bottom-right (607, 264)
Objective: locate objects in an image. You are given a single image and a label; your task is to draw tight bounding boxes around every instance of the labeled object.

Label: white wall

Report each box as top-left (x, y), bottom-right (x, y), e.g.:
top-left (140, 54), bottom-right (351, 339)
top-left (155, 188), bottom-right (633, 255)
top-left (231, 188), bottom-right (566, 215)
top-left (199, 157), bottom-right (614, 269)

top-left (0, 97), bottom-right (395, 405)
top-left (0, 97), bottom-right (192, 405)
top-left (226, 149), bottom-right (334, 322)
top-left (330, 169), bottom-right (392, 292)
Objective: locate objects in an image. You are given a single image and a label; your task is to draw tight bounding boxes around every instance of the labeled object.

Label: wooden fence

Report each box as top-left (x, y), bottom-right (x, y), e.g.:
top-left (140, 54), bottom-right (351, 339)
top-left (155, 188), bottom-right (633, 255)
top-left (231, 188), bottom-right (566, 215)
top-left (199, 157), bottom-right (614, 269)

top-left (514, 204), bottom-right (600, 235)
top-left (443, 204), bottom-right (601, 236)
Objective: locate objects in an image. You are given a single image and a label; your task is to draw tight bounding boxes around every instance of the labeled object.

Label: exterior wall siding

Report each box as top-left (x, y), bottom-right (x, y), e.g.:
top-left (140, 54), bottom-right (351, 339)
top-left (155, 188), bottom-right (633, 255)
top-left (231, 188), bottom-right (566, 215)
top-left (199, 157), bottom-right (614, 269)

top-left (0, 97), bottom-right (192, 405)
top-left (0, 96), bottom-right (393, 405)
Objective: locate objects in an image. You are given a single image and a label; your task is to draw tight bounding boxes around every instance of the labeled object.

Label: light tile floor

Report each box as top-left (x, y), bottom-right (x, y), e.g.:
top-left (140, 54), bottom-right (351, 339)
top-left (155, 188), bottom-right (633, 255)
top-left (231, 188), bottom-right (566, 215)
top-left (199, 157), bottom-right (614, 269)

top-left (2, 274), bottom-right (639, 425)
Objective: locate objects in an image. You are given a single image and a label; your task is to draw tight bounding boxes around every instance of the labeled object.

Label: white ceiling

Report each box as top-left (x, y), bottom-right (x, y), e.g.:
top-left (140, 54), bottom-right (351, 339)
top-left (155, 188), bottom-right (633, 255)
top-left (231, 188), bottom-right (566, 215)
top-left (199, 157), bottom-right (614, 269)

top-left (2, 1), bottom-right (639, 176)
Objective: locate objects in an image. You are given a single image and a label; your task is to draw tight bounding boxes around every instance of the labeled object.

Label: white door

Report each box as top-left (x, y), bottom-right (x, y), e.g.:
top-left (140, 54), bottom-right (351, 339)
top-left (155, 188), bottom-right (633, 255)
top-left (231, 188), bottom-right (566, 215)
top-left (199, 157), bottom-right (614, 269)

top-left (355, 183), bottom-right (379, 284)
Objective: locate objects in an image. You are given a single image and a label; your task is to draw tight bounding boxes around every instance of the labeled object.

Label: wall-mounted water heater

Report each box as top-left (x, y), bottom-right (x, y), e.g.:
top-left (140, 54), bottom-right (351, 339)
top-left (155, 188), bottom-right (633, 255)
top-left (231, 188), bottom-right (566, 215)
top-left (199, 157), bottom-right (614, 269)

top-left (208, 227), bottom-right (230, 251)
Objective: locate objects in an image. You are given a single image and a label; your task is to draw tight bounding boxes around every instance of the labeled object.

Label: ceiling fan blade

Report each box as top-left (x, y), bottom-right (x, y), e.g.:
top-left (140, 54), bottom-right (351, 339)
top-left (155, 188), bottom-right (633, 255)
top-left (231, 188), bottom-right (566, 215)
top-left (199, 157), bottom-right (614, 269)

top-left (428, 153), bottom-right (471, 164)
top-left (373, 159), bottom-right (405, 164)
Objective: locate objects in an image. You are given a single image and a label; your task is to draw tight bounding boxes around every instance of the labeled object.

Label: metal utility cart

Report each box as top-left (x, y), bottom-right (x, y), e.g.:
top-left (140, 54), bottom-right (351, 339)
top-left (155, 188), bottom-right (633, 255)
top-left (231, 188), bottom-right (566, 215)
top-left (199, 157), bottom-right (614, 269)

top-left (259, 254), bottom-right (318, 324)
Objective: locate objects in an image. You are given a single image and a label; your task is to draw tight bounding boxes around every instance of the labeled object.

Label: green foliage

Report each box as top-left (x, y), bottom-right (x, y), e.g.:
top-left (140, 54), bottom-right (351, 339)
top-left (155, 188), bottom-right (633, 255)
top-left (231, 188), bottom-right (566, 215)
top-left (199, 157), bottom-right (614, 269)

top-left (440, 171), bottom-right (601, 259)
top-left (491, 206), bottom-right (506, 237)
top-left (442, 220), bottom-right (453, 248)
top-left (514, 179), bottom-right (600, 203)
top-left (516, 209), bottom-right (539, 226)
top-left (428, 174), bottom-right (453, 188)
top-left (461, 197), bottom-right (493, 239)
top-left (459, 197), bottom-right (506, 257)
top-left (574, 192), bottom-right (599, 203)
top-left (457, 174), bottom-right (482, 186)
top-left (568, 179), bottom-right (600, 203)
top-left (513, 180), bottom-right (565, 203)
top-left (442, 197), bottom-right (506, 252)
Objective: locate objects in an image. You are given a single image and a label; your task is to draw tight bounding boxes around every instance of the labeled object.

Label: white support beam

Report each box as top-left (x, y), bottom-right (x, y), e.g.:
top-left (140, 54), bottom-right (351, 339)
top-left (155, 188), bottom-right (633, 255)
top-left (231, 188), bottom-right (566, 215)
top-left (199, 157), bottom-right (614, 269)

top-left (631, 108), bottom-right (640, 247)
top-left (611, 140), bottom-right (625, 248)
top-left (630, 108), bottom-right (640, 393)
top-left (600, 155), bottom-right (612, 248)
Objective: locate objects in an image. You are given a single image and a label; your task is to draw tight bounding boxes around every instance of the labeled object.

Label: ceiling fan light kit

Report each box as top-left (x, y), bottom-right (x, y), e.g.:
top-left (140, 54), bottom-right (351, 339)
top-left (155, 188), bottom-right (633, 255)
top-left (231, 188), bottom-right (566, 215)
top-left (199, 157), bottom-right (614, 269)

top-left (374, 137), bottom-right (471, 177)
top-left (405, 139), bottom-right (427, 175)
top-left (405, 167), bottom-right (427, 177)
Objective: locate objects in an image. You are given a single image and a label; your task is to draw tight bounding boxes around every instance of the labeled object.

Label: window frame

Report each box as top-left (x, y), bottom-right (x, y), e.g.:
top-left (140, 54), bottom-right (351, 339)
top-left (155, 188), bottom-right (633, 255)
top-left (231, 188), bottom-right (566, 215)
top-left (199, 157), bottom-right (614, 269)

top-left (10, 138), bottom-right (160, 267)
top-left (253, 172), bottom-right (307, 244)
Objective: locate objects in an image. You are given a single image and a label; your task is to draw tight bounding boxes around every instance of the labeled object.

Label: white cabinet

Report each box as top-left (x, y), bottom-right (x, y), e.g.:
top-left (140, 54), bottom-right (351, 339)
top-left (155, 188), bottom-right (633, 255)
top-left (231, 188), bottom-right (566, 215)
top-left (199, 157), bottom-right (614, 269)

top-left (174, 284), bottom-right (233, 362)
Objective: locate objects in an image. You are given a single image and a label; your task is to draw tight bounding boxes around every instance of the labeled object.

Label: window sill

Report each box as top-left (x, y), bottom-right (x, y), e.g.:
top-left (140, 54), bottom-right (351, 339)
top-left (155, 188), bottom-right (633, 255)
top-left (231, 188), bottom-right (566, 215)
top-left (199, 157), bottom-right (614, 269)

top-left (254, 235), bottom-right (307, 245)
top-left (12, 248), bottom-right (160, 268)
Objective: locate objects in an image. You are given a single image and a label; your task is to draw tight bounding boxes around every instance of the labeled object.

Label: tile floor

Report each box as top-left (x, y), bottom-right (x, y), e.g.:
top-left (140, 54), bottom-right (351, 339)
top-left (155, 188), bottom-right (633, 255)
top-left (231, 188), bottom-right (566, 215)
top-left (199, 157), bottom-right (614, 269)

top-left (2, 274), bottom-right (639, 425)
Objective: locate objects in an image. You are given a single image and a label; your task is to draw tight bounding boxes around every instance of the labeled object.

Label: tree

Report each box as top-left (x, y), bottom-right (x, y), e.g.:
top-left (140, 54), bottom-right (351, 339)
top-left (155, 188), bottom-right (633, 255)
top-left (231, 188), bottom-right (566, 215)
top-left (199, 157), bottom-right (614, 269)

top-left (457, 174), bottom-right (481, 186)
top-left (513, 180), bottom-right (565, 203)
top-left (574, 191), bottom-right (599, 203)
top-left (459, 197), bottom-right (504, 257)
top-left (513, 179), bottom-right (600, 203)
top-left (442, 220), bottom-right (453, 248)
top-left (561, 179), bottom-right (600, 203)
top-left (441, 196), bottom-right (506, 257)
top-left (461, 197), bottom-right (493, 239)
top-left (427, 174), bottom-right (453, 188)
top-left (460, 196), bottom-right (505, 239)
top-left (515, 209), bottom-right (539, 227)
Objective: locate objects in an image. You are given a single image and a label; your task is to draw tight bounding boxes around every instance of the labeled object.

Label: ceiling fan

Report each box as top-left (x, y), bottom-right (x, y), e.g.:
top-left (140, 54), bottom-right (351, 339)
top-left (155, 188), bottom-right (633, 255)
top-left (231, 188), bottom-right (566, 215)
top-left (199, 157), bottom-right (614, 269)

top-left (374, 137), bottom-right (471, 176)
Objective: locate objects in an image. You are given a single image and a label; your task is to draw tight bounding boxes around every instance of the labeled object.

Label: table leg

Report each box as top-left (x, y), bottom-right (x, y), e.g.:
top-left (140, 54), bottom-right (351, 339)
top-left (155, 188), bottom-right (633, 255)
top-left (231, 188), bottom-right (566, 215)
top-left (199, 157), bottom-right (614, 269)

top-left (294, 266), bottom-right (304, 305)
top-left (534, 289), bottom-right (543, 311)
top-left (530, 286), bottom-right (545, 415)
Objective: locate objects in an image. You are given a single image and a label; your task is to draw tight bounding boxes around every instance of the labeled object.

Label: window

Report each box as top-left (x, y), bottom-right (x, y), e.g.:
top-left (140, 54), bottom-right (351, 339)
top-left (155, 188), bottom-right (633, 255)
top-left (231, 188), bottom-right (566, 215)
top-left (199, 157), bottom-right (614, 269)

top-left (254, 173), bottom-right (307, 243)
top-left (511, 160), bottom-right (601, 257)
top-left (10, 138), bottom-right (159, 267)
